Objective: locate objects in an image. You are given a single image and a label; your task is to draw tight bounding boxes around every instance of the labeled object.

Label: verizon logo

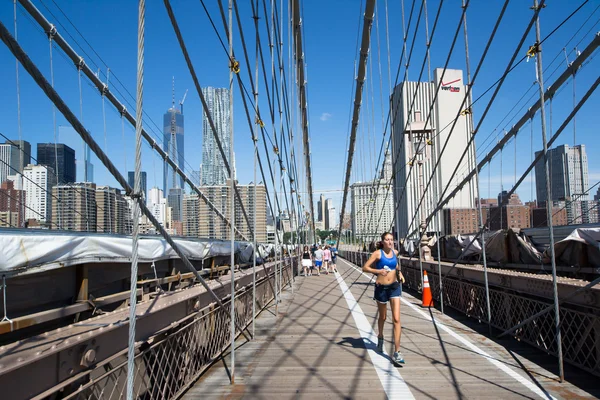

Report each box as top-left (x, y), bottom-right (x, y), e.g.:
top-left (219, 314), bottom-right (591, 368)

top-left (441, 78), bottom-right (460, 93)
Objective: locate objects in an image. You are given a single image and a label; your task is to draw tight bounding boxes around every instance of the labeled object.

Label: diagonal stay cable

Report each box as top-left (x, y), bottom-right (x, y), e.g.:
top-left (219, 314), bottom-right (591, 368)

top-left (336, 0), bottom-right (376, 248)
top-left (163, 0), bottom-right (254, 239)
top-left (384, 0), bottom-right (473, 237)
top-left (291, 0), bottom-right (316, 239)
top-left (18, 0), bottom-right (246, 240)
top-left (216, 0), bottom-right (294, 227)
top-left (366, 0), bottom-right (445, 237)
top-left (0, 19), bottom-right (252, 341)
top-left (399, 0), bottom-right (519, 241)
top-left (416, 30), bottom-right (600, 238)
top-left (423, 73), bottom-right (600, 293)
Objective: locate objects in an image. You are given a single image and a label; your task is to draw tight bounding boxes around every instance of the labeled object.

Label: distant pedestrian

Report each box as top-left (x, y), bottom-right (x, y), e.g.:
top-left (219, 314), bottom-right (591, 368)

top-left (313, 245), bottom-right (323, 276)
top-left (330, 245), bottom-right (338, 273)
top-left (362, 232), bottom-right (406, 366)
top-left (323, 245), bottom-right (332, 274)
top-left (301, 246), bottom-right (313, 276)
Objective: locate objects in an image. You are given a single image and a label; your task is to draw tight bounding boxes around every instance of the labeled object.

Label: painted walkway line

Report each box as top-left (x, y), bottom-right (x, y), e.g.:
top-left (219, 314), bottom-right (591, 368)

top-left (334, 270), bottom-right (416, 400)
top-left (342, 260), bottom-right (556, 400)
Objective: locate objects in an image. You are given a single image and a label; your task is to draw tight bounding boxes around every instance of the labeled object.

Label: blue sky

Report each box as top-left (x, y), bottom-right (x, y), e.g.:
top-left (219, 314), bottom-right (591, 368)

top-left (0, 1), bottom-right (599, 224)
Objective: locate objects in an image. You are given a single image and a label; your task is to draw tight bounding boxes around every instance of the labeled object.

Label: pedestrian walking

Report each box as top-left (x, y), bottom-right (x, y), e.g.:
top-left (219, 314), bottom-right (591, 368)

top-left (313, 245), bottom-right (323, 276)
top-left (301, 246), bottom-right (313, 276)
top-left (323, 245), bottom-right (332, 274)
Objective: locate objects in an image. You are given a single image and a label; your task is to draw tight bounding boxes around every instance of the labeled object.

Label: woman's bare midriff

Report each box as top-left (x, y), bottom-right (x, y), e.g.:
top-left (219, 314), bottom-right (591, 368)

top-left (375, 271), bottom-right (397, 286)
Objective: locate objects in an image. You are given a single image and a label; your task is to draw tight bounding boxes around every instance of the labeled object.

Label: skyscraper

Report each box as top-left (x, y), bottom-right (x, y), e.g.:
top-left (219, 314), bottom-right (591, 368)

top-left (197, 180), bottom-right (267, 242)
top-left (535, 144), bottom-right (589, 202)
top-left (23, 164), bottom-right (56, 224)
top-left (201, 87), bottom-right (231, 186)
top-left (0, 143), bottom-right (19, 184)
top-left (0, 180), bottom-right (26, 227)
top-left (324, 198), bottom-right (334, 230)
top-left (390, 68), bottom-right (476, 238)
top-left (128, 171), bottom-right (147, 199)
top-left (58, 126), bottom-right (93, 183)
top-left (52, 182), bottom-right (97, 231)
top-left (351, 152), bottom-right (395, 240)
top-left (37, 143), bottom-right (76, 184)
top-left (168, 187), bottom-right (183, 222)
top-left (182, 193), bottom-right (200, 237)
top-left (163, 106), bottom-right (185, 194)
top-left (317, 194), bottom-right (325, 223)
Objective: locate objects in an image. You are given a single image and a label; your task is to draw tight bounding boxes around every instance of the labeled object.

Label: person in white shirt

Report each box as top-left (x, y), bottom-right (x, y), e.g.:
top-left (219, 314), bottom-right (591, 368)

top-left (313, 246), bottom-right (324, 276)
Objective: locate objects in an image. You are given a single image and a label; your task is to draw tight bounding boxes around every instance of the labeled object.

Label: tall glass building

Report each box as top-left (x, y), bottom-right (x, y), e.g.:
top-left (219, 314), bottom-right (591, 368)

top-left (163, 107), bottom-right (185, 194)
top-left (201, 87), bottom-right (231, 186)
top-left (37, 143), bottom-right (76, 184)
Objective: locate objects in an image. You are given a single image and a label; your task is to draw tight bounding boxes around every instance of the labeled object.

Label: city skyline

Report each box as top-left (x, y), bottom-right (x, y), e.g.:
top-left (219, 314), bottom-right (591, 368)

top-left (0, 2), bottom-right (599, 238)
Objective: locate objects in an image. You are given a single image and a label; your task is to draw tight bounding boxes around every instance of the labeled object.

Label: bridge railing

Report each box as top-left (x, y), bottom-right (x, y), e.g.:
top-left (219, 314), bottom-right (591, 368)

top-left (340, 251), bottom-right (600, 378)
top-left (41, 258), bottom-right (294, 400)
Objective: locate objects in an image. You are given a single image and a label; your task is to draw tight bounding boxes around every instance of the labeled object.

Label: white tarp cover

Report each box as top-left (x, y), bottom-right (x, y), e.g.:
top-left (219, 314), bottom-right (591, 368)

top-left (457, 234), bottom-right (483, 257)
top-left (543, 227), bottom-right (600, 268)
top-left (0, 230), bottom-right (272, 276)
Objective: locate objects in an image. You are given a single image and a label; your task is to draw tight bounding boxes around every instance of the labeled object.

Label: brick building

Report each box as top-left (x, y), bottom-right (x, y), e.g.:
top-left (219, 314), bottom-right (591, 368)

top-left (443, 208), bottom-right (479, 235)
top-left (0, 180), bottom-right (25, 227)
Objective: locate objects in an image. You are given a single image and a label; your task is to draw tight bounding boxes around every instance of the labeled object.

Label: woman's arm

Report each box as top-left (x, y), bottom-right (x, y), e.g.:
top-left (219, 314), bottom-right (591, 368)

top-left (394, 249), bottom-right (406, 283)
top-left (363, 251), bottom-right (387, 277)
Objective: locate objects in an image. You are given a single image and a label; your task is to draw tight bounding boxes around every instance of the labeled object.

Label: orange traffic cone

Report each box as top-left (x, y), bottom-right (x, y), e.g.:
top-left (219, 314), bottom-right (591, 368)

top-left (422, 271), bottom-right (434, 308)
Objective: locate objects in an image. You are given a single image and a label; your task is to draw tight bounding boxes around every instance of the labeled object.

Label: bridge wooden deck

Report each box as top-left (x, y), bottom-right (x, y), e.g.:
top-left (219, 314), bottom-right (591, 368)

top-left (182, 258), bottom-right (599, 399)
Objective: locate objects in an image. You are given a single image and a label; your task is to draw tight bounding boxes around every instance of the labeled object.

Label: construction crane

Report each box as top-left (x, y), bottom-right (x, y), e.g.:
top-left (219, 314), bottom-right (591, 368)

top-left (179, 89), bottom-right (188, 114)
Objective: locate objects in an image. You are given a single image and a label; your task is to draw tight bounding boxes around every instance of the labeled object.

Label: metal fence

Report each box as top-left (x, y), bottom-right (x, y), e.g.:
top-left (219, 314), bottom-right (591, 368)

top-left (44, 259), bottom-right (293, 400)
top-left (341, 251), bottom-right (600, 378)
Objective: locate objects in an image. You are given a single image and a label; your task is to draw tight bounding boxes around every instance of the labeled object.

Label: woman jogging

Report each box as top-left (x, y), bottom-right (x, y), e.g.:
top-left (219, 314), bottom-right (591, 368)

top-left (301, 246), bottom-right (313, 276)
top-left (362, 232), bottom-right (406, 365)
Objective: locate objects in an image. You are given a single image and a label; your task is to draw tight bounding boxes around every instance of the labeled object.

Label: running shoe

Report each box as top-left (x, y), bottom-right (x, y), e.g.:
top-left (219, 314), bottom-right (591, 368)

top-left (376, 337), bottom-right (384, 353)
top-left (392, 351), bottom-right (405, 365)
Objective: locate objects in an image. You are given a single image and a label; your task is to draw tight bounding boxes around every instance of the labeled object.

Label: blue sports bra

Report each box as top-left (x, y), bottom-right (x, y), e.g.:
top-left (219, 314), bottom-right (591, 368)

top-left (375, 249), bottom-right (397, 270)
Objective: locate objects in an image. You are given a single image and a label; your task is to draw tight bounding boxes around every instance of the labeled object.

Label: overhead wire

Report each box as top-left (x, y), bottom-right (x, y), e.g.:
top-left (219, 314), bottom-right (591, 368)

top-left (163, 0), bottom-right (255, 239)
top-left (345, 0), bottom-right (422, 241)
top-left (362, 0), bottom-right (447, 238)
top-left (419, 28), bottom-right (600, 239)
top-left (201, 0), bottom-right (299, 242)
top-left (36, 0), bottom-right (202, 190)
top-left (396, 0), bottom-right (590, 241)
top-left (0, 132), bottom-right (108, 229)
top-left (372, 0), bottom-right (591, 239)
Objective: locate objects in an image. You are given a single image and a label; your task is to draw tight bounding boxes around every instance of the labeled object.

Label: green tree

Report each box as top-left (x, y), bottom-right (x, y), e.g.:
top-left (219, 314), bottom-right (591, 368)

top-left (317, 230), bottom-right (329, 242)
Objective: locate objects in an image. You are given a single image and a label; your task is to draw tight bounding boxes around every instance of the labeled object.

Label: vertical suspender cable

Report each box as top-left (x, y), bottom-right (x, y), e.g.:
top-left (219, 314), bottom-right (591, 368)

top-left (514, 134), bottom-right (517, 186)
top-left (533, 0), bottom-right (563, 382)
top-left (77, 68), bottom-right (90, 231)
top-left (252, 0), bottom-right (259, 340)
top-left (500, 146), bottom-right (503, 228)
top-left (463, 0), bottom-right (491, 331)
top-left (270, 0), bottom-right (279, 312)
top-left (13, 1), bottom-right (24, 225)
top-left (279, 0), bottom-right (284, 296)
top-left (128, 0), bottom-right (145, 398)
top-left (530, 118), bottom-right (533, 225)
top-left (102, 70), bottom-right (112, 233)
top-left (424, 0), bottom-right (444, 313)
top-left (48, 29), bottom-right (61, 229)
top-left (228, 0), bottom-right (236, 385)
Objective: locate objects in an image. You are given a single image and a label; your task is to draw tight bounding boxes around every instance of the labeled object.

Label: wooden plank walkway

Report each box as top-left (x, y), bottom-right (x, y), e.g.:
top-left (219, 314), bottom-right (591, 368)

top-left (182, 258), bottom-right (600, 399)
